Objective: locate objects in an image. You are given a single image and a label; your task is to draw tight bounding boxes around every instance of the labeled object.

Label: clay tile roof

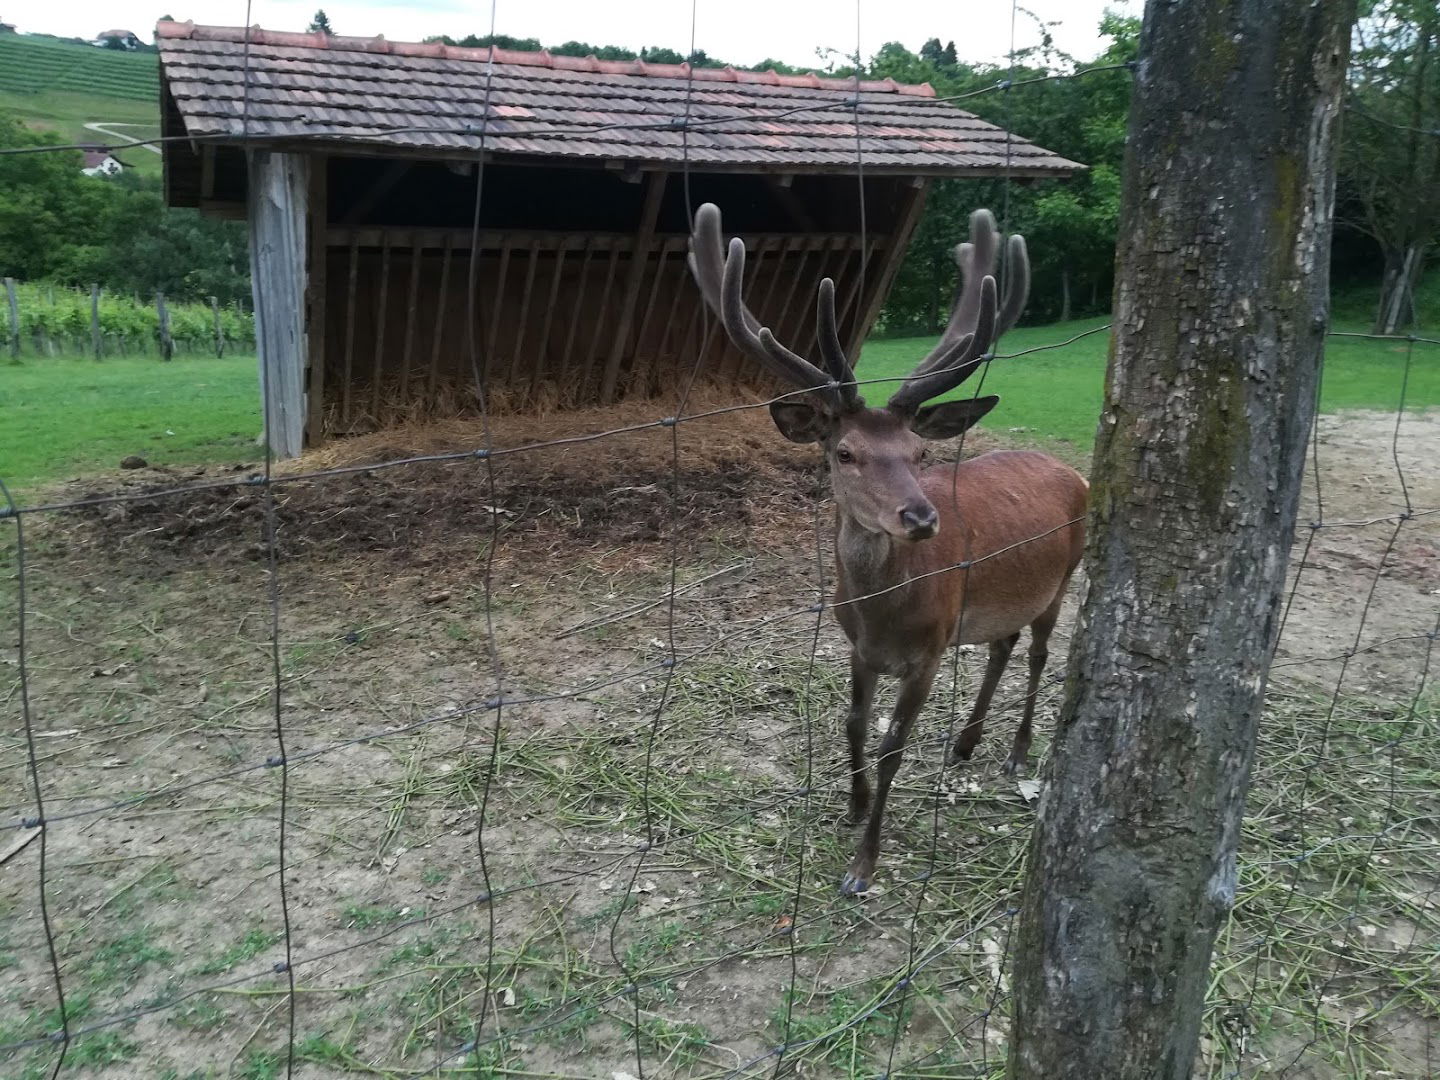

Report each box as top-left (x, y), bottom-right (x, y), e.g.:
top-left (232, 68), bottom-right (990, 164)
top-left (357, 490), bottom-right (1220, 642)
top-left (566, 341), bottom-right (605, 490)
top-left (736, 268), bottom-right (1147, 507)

top-left (155, 20), bottom-right (1084, 177)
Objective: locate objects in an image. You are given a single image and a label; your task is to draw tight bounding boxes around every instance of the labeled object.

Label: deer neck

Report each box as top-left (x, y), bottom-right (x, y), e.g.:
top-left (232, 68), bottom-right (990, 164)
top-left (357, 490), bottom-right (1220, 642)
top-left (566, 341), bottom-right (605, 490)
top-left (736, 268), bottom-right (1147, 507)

top-left (834, 508), bottom-right (912, 602)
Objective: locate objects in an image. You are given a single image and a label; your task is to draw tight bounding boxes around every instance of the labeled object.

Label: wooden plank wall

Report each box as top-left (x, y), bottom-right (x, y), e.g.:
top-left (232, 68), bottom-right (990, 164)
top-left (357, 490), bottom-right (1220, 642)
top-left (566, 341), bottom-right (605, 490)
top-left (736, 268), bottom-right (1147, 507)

top-left (318, 227), bottom-right (880, 434)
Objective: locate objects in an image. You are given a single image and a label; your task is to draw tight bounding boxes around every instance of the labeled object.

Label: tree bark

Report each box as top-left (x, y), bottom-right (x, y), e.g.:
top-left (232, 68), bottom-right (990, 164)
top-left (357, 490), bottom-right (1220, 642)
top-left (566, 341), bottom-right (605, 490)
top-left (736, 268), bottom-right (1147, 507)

top-left (1059, 266), bottom-right (1072, 324)
top-left (1008, 2), bottom-right (1354, 1079)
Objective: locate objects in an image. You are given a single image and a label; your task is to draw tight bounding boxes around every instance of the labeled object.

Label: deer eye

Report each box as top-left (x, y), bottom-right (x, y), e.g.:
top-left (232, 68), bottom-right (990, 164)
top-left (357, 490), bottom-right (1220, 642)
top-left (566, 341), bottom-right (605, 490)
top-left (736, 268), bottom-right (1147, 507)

top-left (835, 447), bottom-right (854, 464)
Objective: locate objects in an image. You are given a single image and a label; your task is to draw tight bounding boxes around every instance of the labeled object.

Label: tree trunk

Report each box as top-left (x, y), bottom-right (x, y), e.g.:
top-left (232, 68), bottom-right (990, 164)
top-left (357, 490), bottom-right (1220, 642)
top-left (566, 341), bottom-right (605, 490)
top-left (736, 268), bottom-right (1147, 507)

top-left (1373, 243), bottom-right (1424, 335)
top-left (1008, 2), bottom-right (1354, 1079)
top-left (1059, 267), bottom-right (1072, 323)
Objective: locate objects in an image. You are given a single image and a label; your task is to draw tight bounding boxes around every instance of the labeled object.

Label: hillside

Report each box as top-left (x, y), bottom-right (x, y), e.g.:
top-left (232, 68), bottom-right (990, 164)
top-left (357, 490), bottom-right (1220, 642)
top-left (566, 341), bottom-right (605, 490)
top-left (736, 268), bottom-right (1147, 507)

top-left (0, 33), bottom-right (161, 174)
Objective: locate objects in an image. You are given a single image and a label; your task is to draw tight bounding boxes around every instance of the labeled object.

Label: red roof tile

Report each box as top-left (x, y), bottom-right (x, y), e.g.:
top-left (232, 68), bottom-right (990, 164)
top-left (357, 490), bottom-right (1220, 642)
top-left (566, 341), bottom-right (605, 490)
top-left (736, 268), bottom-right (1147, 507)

top-left (156, 20), bottom-right (1085, 177)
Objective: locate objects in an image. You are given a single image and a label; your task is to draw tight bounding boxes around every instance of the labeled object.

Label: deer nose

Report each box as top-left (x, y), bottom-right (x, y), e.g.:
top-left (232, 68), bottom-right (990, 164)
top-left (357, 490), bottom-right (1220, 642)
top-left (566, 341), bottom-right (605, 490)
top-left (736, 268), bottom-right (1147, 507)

top-left (899, 503), bottom-right (939, 540)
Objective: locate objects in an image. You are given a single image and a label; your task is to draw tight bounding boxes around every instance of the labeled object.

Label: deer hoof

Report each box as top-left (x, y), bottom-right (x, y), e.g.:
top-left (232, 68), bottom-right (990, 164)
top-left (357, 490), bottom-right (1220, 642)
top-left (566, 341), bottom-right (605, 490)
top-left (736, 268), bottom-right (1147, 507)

top-left (840, 859), bottom-right (876, 896)
top-left (1001, 755), bottom-right (1027, 776)
top-left (948, 743), bottom-right (976, 766)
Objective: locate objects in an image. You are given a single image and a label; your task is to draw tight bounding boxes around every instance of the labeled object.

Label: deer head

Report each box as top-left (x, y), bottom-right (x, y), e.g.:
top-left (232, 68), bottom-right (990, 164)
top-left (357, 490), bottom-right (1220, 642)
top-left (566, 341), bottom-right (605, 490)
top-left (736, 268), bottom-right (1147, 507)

top-left (688, 203), bottom-right (1030, 542)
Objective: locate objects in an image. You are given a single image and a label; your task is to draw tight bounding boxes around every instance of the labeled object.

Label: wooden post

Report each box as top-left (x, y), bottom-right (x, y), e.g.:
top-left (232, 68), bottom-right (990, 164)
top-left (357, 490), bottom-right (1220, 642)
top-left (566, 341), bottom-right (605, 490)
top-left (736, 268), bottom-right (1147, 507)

top-left (155, 293), bottom-right (173, 361)
top-left (600, 171), bottom-right (668, 403)
top-left (4, 278), bottom-right (19, 362)
top-left (399, 235), bottom-right (422, 404)
top-left (846, 179), bottom-right (929, 363)
top-left (371, 235), bottom-right (391, 419)
top-left (210, 296), bottom-right (224, 358)
top-left (1008, 2), bottom-right (1354, 1077)
top-left (427, 235), bottom-right (452, 404)
top-left (247, 150), bottom-right (309, 460)
top-left (91, 284), bottom-right (102, 360)
top-left (305, 156), bottom-right (328, 444)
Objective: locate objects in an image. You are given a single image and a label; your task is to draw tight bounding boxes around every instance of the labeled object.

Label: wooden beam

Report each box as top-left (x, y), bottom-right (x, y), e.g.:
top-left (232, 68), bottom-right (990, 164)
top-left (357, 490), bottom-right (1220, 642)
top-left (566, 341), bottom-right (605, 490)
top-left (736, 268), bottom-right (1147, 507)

top-left (341, 237), bottom-right (359, 428)
top-left (530, 247), bottom-right (567, 399)
top-left (580, 246), bottom-right (623, 400)
top-left (484, 235), bottom-right (512, 387)
top-left (371, 234), bottom-right (392, 419)
top-left (305, 154), bottom-right (328, 446)
top-left (400, 235), bottom-right (423, 403)
top-left (340, 160), bottom-right (414, 225)
top-left (599, 172), bottom-right (668, 404)
top-left (559, 238), bottom-right (597, 401)
top-left (247, 150), bottom-right (309, 459)
top-left (427, 236), bottom-right (453, 402)
top-left (507, 245), bottom-right (541, 386)
top-left (846, 180), bottom-right (930, 363)
top-left (624, 237), bottom-right (681, 397)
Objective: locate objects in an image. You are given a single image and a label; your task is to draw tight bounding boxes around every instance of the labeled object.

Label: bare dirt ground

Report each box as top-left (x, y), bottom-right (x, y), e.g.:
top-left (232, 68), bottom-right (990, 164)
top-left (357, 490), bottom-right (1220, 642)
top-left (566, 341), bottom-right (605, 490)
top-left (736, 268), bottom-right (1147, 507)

top-left (1, 405), bottom-right (1436, 1079)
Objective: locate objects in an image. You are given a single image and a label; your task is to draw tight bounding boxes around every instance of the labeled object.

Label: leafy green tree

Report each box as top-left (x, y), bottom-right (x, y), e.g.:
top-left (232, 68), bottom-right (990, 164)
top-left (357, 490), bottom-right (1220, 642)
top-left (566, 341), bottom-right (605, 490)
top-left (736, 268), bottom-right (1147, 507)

top-left (1340, 0), bottom-right (1439, 331)
top-left (307, 10), bottom-right (333, 34)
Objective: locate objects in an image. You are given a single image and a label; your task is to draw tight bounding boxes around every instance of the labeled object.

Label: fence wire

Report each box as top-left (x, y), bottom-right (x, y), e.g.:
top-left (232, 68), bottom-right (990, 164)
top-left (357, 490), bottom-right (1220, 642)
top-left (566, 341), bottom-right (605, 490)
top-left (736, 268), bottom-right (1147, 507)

top-left (2, 9), bottom-right (1438, 1080)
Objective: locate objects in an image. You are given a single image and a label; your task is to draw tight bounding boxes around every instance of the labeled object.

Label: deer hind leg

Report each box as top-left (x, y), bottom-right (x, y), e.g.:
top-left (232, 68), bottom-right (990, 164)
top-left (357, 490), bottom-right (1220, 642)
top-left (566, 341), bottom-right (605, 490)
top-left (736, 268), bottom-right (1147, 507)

top-left (842, 656), bottom-right (940, 896)
top-left (845, 653), bottom-right (879, 824)
top-left (949, 633), bottom-right (1019, 765)
top-left (1004, 594), bottom-right (1064, 775)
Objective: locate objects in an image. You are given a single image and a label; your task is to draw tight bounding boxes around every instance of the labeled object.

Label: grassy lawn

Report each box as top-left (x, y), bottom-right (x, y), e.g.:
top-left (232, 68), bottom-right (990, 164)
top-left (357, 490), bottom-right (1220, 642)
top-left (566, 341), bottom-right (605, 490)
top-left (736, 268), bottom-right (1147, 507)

top-left (1, 353), bottom-right (260, 495)
top-left (860, 316), bottom-right (1440, 460)
top-left (3, 320), bottom-right (1437, 497)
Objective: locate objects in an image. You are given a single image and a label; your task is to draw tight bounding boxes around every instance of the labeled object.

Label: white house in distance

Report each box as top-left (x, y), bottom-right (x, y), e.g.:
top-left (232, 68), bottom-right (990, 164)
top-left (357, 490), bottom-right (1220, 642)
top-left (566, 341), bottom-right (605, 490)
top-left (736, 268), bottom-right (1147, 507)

top-left (93, 28), bottom-right (142, 48)
top-left (81, 148), bottom-right (127, 176)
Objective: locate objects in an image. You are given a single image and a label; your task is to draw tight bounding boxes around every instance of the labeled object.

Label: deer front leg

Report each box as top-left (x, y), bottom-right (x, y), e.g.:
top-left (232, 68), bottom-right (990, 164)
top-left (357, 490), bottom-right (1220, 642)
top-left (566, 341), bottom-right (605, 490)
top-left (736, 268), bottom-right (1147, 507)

top-left (845, 654), bottom-right (879, 824)
top-left (841, 656), bottom-right (940, 896)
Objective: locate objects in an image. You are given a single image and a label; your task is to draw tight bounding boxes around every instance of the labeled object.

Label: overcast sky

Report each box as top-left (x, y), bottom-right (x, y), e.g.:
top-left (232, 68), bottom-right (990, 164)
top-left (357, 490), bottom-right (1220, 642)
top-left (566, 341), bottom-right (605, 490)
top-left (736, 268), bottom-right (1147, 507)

top-left (33, 0), bottom-right (1131, 71)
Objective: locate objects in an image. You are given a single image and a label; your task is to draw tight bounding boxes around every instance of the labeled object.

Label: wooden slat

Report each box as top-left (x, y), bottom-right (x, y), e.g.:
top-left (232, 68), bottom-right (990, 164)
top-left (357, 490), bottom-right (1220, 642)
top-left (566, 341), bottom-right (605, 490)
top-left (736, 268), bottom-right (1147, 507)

top-left (305, 154), bottom-right (327, 445)
top-left (427, 236), bottom-right (452, 403)
top-left (559, 238), bottom-right (596, 396)
top-left (653, 245), bottom-right (691, 361)
top-left (399, 237), bottom-right (423, 402)
top-left (370, 234), bottom-right (392, 418)
top-left (847, 180), bottom-right (930, 363)
top-left (625, 238), bottom-right (681, 397)
top-left (341, 237), bottom-right (359, 427)
top-left (579, 247), bottom-right (622, 400)
top-left (530, 247), bottom-right (567, 399)
top-left (483, 235), bottom-right (512, 386)
top-left (327, 227), bottom-right (642, 252)
top-left (835, 238), bottom-right (878, 350)
top-left (600, 171), bottom-right (668, 403)
top-left (507, 246), bottom-right (541, 386)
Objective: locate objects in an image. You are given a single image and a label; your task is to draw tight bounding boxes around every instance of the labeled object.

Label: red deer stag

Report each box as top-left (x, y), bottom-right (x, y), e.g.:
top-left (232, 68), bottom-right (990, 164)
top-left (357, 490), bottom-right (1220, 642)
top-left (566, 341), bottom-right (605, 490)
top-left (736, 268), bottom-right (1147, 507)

top-left (688, 203), bottom-right (1088, 894)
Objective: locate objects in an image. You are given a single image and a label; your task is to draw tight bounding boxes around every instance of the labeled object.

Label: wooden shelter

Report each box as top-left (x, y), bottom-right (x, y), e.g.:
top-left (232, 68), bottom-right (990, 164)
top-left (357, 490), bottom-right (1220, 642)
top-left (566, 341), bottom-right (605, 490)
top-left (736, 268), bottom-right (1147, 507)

top-left (156, 20), bottom-right (1083, 456)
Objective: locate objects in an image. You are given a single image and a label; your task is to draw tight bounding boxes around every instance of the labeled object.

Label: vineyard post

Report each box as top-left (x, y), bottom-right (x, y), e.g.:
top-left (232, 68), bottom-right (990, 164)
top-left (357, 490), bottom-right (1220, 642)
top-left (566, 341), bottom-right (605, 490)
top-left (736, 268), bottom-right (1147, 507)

top-left (91, 284), bottom-right (102, 361)
top-left (156, 292), bottom-right (174, 362)
top-left (211, 296), bottom-right (224, 358)
top-left (4, 278), bottom-right (19, 362)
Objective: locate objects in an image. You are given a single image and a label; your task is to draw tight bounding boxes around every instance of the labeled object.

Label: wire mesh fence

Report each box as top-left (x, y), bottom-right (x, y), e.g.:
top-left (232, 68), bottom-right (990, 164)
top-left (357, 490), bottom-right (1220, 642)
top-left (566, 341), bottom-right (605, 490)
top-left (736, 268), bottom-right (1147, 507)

top-left (2, 5), bottom-right (1438, 1079)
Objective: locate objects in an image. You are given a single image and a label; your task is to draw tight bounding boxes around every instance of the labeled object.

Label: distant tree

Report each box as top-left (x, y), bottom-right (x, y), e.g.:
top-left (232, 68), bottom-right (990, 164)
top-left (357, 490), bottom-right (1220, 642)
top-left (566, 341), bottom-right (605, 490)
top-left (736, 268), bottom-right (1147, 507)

top-left (919, 37), bottom-right (958, 69)
top-left (456, 32), bottom-right (541, 51)
top-left (307, 9), bottom-right (332, 34)
top-left (100, 36), bottom-right (130, 50)
top-left (640, 46), bottom-right (684, 64)
top-left (1340, 0), bottom-right (1439, 332)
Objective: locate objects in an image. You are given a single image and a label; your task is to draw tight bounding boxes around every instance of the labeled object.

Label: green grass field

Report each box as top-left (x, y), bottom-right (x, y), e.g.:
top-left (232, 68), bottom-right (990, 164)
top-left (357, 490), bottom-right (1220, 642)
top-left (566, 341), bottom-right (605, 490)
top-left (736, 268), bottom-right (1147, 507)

top-left (1, 354), bottom-right (260, 495)
top-left (1, 319), bottom-right (1436, 496)
top-left (861, 316), bottom-right (1440, 459)
top-left (0, 35), bottom-right (161, 175)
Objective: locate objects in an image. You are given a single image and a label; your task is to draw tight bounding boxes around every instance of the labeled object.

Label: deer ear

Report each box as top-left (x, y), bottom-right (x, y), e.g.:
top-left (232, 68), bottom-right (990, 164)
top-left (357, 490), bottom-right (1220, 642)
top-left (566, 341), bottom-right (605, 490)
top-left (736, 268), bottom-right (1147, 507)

top-left (769, 401), bottom-right (831, 444)
top-left (909, 395), bottom-right (1000, 440)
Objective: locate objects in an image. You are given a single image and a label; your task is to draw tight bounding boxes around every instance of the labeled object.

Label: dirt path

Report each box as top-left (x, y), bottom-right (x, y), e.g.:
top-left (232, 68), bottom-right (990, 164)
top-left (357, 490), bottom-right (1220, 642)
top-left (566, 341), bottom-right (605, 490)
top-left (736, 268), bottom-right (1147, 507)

top-left (83, 121), bottom-right (161, 154)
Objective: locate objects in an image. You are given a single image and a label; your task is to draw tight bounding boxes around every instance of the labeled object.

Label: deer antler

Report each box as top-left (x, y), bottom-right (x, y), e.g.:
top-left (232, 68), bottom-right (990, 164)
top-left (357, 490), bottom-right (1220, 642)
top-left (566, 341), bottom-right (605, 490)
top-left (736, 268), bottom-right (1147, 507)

top-left (688, 203), bottom-right (861, 414)
top-left (888, 209), bottom-right (1029, 415)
